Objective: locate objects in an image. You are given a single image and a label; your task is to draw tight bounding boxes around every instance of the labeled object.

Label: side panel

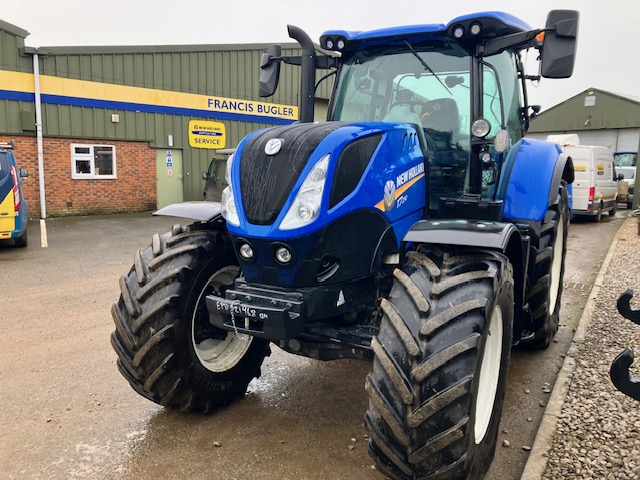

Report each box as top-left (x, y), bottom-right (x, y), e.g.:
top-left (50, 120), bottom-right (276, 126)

top-left (498, 138), bottom-right (563, 222)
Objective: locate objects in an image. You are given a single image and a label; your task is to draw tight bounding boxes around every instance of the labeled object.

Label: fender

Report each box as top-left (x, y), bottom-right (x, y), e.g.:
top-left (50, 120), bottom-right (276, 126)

top-left (403, 219), bottom-right (526, 343)
top-left (154, 201), bottom-right (222, 222)
top-left (497, 138), bottom-right (574, 222)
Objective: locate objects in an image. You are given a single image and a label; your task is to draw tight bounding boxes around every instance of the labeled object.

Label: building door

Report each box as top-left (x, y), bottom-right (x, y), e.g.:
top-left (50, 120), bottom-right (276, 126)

top-left (156, 149), bottom-right (183, 208)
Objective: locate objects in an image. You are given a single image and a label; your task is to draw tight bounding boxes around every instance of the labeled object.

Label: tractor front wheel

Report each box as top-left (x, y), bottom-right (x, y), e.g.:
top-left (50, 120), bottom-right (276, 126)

top-left (365, 246), bottom-right (514, 479)
top-left (111, 225), bottom-right (270, 412)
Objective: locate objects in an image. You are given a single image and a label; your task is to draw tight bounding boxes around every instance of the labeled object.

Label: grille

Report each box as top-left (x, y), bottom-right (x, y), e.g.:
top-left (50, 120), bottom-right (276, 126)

top-left (240, 123), bottom-right (343, 225)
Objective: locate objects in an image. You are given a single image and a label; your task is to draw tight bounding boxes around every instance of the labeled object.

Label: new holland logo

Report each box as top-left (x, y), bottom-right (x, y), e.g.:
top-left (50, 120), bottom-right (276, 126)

top-left (383, 180), bottom-right (396, 212)
top-left (264, 138), bottom-right (283, 155)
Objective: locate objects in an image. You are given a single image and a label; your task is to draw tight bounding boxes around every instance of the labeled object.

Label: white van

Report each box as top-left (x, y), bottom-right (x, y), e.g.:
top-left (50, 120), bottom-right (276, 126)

top-left (565, 145), bottom-right (618, 220)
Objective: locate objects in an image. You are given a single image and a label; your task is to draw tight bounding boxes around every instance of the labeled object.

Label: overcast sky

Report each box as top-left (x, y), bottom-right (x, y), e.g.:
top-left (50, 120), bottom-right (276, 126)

top-left (1, 0), bottom-right (638, 111)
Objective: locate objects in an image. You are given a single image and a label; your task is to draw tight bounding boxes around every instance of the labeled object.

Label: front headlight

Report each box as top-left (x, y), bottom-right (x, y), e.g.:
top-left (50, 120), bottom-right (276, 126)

top-left (221, 154), bottom-right (240, 226)
top-left (280, 154), bottom-right (330, 230)
top-left (224, 154), bottom-right (234, 185)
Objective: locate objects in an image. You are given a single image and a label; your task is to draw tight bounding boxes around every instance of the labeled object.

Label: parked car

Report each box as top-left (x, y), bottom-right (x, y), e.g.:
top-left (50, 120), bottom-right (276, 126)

top-left (0, 142), bottom-right (28, 247)
top-left (614, 151), bottom-right (637, 209)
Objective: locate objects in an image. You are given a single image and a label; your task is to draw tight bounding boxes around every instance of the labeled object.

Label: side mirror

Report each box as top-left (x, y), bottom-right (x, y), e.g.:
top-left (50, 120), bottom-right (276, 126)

top-left (541, 10), bottom-right (579, 79)
top-left (259, 44), bottom-right (282, 97)
top-left (19, 168), bottom-right (28, 179)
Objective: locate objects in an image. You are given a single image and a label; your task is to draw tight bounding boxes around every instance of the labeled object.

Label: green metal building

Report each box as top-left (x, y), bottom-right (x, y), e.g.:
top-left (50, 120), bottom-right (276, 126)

top-left (0, 18), bottom-right (332, 216)
top-left (527, 87), bottom-right (640, 152)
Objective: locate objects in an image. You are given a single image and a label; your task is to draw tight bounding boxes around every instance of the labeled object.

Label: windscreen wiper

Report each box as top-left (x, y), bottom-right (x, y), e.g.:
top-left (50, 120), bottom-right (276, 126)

top-left (403, 39), bottom-right (451, 95)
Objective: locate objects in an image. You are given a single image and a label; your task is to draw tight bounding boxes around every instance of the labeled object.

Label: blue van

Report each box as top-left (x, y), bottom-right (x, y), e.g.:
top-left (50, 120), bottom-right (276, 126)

top-left (0, 143), bottom-right (28, 247)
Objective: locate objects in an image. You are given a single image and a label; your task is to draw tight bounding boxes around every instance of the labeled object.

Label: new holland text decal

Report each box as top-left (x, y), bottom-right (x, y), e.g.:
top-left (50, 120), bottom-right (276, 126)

top-left (375, 163), bottom-right (425, 212)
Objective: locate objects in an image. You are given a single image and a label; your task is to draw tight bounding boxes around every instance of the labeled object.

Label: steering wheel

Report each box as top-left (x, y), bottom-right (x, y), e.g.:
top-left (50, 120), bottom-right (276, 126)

top-left (420, 103), bottom-right (436, 121)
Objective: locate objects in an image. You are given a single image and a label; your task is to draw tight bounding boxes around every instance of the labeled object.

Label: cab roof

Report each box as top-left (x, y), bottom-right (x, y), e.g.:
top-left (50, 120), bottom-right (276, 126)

top-left (321, 11), bottom-right (532, 43)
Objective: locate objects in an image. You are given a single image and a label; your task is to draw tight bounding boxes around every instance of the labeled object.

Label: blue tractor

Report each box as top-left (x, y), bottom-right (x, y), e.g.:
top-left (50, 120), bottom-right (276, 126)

top-left (112, 10), bottom-right (578, 479)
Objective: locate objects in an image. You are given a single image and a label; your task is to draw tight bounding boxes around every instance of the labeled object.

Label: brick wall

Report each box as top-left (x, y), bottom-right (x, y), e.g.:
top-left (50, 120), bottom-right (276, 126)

top-left (0, 135), bottom-right (157, 217)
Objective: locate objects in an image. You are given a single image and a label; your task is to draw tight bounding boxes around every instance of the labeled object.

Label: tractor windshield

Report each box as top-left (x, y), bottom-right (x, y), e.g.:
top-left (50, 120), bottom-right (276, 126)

top-left (331, 43), bottom-right (471, 129)
top-left (330, 42), bottom-right (472, 208)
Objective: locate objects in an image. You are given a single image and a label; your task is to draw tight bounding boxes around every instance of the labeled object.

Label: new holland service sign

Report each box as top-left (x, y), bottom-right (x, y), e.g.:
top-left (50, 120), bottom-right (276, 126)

top-left (188, 120), bottom-right (226, 149)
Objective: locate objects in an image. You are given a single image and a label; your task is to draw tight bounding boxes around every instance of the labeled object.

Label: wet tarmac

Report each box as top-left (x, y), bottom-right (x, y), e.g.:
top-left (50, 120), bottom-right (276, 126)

top-left (0, 210), bottom-right (626, 479)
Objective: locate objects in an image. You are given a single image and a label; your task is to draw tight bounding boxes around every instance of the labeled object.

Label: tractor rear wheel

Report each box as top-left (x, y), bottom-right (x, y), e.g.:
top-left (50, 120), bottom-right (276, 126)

top-left (111, 224), bottom-right (270, 412)
top-left (365, 246), bottom-right (514, 480)
top-left (525, 182), bottom-right (569, 348)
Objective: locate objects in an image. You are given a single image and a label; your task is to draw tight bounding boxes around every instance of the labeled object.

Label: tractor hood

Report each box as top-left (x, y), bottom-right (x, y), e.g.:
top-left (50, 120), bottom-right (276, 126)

top-left (223, 120), bottom-right (428, 287)
top-left (227, 121), bottom-right (427, 240)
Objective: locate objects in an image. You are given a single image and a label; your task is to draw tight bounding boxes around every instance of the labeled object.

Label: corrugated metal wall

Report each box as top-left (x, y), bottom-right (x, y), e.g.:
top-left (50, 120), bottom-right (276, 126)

top-left (0, 22), bottom-right (34, 135)
top-left (529, 89), bottom-right (640, 133)
top-left (34, 44), bottom-right (333, 199)
top-left (0, 20), bottom-right (335, 201)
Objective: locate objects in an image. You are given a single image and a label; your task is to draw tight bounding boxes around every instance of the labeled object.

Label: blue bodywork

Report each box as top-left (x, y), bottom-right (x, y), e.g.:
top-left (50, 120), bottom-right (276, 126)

top-left (322, 11), bottom-right (531, 43)
top-left (228, 129), bottom-right (567, 244)
top-left (498, 138), bottom-right (567, 222)
top-left (227, 122), bottom-right (426, 246)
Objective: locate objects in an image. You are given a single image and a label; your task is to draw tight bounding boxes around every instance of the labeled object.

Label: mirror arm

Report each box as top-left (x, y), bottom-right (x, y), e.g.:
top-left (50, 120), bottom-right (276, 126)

top-left (266, 55), bottom-right (336, 69)
top-left (315, 55), bottom-right (338, 69)
top-left (481, 29), bottom-right (541, 57)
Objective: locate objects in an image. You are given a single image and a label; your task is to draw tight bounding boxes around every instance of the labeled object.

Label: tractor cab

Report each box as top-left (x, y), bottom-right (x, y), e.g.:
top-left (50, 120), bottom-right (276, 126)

top-left (260, 11), bottom-right (578, 219)
top-left (322, 11), bottom-right (576, 216)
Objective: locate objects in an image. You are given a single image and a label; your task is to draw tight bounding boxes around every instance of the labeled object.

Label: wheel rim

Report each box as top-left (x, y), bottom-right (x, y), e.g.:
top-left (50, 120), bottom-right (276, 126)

top-left (475, 304), bottom-right (503, 445)
top-left (549, 217), bottom-right (565, 316)
top-left (191, 265), bottom-right (253, 373)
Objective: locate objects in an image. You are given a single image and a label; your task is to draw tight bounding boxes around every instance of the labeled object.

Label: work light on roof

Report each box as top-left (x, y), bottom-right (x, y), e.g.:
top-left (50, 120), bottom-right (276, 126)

top-left (470, 23), bottom-right (482, 35)
top-left (325, 38), bottom-right (334, 49)
top-left (453, 25), bottom-right (465, 38)
top-left (336, 38), bottom-right (346, 50)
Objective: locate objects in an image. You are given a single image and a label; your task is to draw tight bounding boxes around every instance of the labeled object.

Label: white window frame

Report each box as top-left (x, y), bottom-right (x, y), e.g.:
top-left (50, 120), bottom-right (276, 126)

top-left (71, 144), bottom-right (117, 179)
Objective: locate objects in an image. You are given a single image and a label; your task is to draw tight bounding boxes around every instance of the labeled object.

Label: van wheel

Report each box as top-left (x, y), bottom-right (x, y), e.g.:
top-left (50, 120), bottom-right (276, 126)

top-left (628, 202), bottom-right (633, 210)
top-left (593, 205), bottom-right (602, 222)
top-left (609, 202), bottom-right (617, 216)
top-left (14, 228), bottom-right (28, 248)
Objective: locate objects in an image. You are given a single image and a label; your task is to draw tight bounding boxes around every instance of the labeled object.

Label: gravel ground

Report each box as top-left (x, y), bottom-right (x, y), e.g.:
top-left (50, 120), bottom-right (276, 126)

top-left (542, 216), bottom-right (640, 480)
